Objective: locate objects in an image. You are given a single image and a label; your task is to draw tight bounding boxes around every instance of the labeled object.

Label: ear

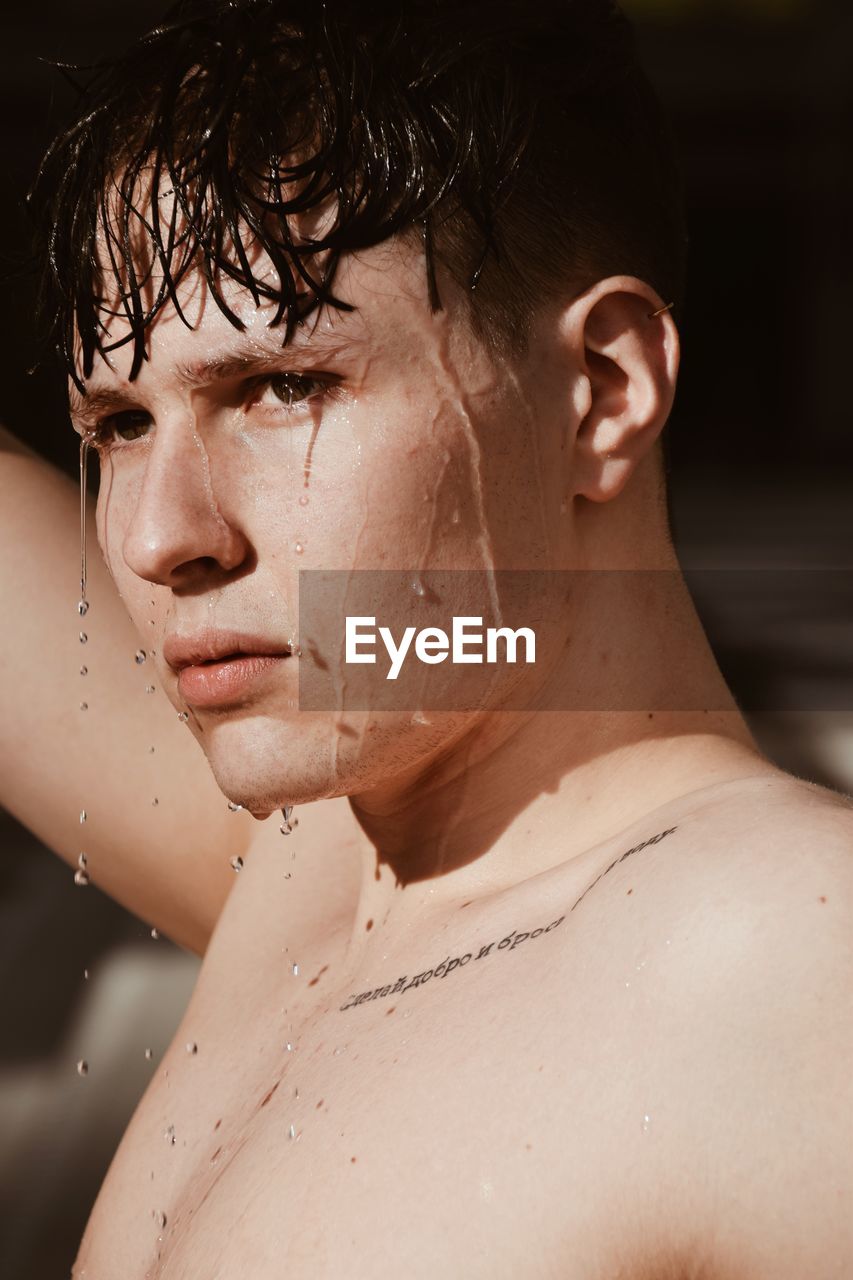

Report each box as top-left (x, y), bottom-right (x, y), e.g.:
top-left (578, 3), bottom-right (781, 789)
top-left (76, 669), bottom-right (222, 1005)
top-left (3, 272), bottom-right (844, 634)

top-left (564, 276), bottom-right (680, 504)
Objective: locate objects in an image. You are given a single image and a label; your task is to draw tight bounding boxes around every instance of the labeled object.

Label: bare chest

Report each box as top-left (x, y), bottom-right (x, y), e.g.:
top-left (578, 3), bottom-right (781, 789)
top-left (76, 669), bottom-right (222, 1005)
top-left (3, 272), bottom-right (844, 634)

top-left (73, 925), bottom-right (676, 1280)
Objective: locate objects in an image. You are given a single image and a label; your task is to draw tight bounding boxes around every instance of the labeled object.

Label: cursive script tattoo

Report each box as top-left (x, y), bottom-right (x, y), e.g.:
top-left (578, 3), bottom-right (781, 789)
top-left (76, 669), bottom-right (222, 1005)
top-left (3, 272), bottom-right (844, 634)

top-left (338, 911), bottom-right (566, 1012)
top-left (337, 826), bottom-right (679, 1013)
top-left (569, 826), bottom-right (679, 913)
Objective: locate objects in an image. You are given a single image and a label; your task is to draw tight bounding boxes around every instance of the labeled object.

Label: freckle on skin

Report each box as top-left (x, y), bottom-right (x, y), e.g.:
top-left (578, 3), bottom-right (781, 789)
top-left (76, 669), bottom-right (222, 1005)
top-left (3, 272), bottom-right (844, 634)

top-left (460, 900), bottom-right (473, 909)
top-left (386, 1006), bottom-right (396, 1015)
top-left (350, 1156), bottom-right (357, 1163)
top-left (647, 713), bottom-right (654, 720)
top-left (213, 1118), bottom-right (221, 1131)
top-left (627, 888), bottom-right (633, 895)
top-left (365, 918), bottom-right (373, 931)
top-left (316, 1099), bottom-right (324, 1109)
top-left (819, 896), bottom-right (827, 903)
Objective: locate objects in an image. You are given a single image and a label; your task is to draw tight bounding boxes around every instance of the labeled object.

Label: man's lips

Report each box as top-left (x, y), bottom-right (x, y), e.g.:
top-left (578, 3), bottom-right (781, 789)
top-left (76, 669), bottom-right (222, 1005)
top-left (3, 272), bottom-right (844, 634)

top-left (163, 630), bottom-right (293, 671)
top-left (164, 631), bottom-right (293, 708)
top-left (177, 654), bottom-right (290, 707)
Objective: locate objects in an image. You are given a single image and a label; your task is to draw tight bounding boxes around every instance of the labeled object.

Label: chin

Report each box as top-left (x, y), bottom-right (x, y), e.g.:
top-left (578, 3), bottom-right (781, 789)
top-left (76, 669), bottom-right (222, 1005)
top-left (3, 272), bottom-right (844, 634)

top-left (195, 705), bottom-right (457, 808)
top-left (195, 709), bottom-right (369, 808)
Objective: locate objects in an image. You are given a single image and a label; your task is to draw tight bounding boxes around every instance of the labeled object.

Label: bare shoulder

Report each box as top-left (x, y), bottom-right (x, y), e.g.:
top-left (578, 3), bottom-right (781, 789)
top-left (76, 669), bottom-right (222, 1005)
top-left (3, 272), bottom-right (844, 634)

top-left (577, 771), bottom-right (853, 1280)
top-left (654, 770), bottom-right (853, 976)
top-left (580, 768), bottom-right (853, 933)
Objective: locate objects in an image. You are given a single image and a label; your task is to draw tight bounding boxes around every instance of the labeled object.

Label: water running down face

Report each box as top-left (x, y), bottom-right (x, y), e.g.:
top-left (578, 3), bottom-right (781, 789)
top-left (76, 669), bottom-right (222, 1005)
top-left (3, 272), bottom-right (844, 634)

top-left (69, 231), bottom-right (675, 817)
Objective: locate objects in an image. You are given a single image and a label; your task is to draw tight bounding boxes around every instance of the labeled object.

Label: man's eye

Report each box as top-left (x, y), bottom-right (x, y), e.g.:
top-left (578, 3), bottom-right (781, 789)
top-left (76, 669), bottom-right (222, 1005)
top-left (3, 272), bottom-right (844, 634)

top-left (93, 410), bottom-right (153, 445)
top-left (252, 373), bottom-right (328, 410)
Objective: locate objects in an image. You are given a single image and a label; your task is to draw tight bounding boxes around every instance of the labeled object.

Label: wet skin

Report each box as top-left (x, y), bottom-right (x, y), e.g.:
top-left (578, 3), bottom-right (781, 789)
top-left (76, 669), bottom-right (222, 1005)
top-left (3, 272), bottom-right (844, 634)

top-left (69, 770), bottom-right (853, 1280)
top-left (69, 235), bottom-right (744, 936)
top-left (63, 240), bottom-right (853, 1276)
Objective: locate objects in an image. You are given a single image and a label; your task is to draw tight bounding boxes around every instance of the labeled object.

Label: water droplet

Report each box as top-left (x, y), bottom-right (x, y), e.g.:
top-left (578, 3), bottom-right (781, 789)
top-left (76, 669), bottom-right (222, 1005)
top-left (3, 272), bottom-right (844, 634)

top-left (144, 1048), bottom-right (153, 1061)
top-left (151, 797), bottom-right (159, 807)
top-left (227, 801), bottom-right (243, 812)
top-left (280, 805), bottom-right (295, 835)
top-left (77, 852), bottom-right (88, 868)
top-left (292, 963), bottom-right (299, 977)
top-left (79, 701), bottom-right (88, 711)
top-left (450, 509), bottom-right (461, 525)
top-left (83, 968), bottom-right (89, 980)
top-left (78, 599), bottom-right (89, 617)
top-left (74, 869), bottom-right (90, 887)
top-left (186, 1041), bottom-right (198, 1055)
top-left (164, 1124), bottom-right (176, 1145)
top-left (135, 650), bottom-right (147, 664)
top-left (145, 684), bottom-right (156, 694)
top-left (285, 1042), bottom-right (293, 1052)
top-left (298, 494), bottom-right (309, 507)
top-left (149, 745), bottom-right (155, 754)
top-left (77, 1059), bottom-right (89, 1076)
top-left (230, 856), bottom-right (244, 873)
top-left (411, 710), bottom-right (430, 726)
top-left (150, 928), bottom-right (159, 940)
top-left (155, 1210), bottom-right (167, 1229)
top-left (411, 576), bottom-right (426, 597)
top-left (288, 1123), bottom-right (296, 1140)
top-left (79, 632), bottom-right (88, 644)
top-left (641, 1113), bottom-right (652, 1133)
top-left (294, 542), bottom-right (304, 555)
top-left (177, 711), bottom-right (189, 723)
top-left (79, 665), bottom-right (88, 676)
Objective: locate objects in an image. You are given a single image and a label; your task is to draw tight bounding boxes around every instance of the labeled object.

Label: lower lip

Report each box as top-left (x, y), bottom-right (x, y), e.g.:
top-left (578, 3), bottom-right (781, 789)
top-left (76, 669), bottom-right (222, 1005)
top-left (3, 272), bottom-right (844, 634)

top-left (177, 654), bottom-right (289, 707)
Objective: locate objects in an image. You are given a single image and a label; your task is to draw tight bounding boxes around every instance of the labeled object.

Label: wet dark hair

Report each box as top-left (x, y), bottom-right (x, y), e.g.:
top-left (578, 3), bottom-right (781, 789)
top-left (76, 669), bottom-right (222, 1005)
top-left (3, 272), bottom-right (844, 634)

top-left (29, 0), bottom-right (688, 389)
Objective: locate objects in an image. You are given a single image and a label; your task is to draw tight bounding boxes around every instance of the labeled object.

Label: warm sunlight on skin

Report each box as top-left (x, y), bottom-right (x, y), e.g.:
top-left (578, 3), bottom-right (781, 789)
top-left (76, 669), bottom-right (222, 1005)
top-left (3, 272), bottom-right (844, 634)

top-left (67, 234), bottom-right (749, 941)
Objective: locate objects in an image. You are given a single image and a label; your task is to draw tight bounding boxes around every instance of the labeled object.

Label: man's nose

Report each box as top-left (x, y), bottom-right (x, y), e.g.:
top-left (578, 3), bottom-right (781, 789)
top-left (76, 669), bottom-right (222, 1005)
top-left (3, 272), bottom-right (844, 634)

top-left (121, 419), bottom-right (250, 588)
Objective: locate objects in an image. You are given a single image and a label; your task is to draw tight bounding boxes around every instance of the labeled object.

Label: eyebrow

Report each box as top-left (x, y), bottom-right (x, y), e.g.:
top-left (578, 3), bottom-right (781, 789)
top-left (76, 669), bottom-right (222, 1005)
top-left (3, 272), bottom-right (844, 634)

top-left (68, 333), bottom-right (358, 426)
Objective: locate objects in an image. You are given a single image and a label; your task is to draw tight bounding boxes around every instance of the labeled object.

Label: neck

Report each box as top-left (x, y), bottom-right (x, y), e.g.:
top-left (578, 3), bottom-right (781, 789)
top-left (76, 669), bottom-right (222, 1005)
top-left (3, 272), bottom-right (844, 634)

top-left (342, 562), bottom-right (765, 961)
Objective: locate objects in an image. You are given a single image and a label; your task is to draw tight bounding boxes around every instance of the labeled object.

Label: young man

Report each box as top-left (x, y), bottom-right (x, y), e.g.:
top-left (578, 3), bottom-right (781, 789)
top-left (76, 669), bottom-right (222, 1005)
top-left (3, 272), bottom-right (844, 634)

top-left (2, 0), bottom-right (852, 1275)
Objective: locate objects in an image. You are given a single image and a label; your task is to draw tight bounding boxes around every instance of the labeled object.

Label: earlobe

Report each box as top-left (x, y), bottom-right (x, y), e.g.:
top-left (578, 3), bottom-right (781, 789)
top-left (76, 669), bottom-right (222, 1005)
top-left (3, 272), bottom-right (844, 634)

top-left (567, 279), bottom-right (679, 505)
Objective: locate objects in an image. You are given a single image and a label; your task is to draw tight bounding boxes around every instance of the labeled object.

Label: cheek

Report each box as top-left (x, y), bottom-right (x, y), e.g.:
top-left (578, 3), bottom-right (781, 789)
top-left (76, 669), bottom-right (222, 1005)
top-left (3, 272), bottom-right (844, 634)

top-left (94, 456), bottom-right (164, 630)
top-left (211, 393), bottom-right (485, 572)
top-left (94, 452), bottom-right (127, 583)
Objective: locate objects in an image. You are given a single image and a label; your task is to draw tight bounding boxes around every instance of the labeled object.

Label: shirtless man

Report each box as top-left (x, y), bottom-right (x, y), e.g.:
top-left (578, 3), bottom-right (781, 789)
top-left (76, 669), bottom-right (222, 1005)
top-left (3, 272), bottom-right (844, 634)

top-left (3, 0), bottom-right (852, 1276)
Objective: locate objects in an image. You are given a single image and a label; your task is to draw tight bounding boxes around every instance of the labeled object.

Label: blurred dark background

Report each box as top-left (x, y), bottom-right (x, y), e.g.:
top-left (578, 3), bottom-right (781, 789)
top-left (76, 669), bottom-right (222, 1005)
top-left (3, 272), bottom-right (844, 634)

top-left (1, 0), bottom-right (852, 1275)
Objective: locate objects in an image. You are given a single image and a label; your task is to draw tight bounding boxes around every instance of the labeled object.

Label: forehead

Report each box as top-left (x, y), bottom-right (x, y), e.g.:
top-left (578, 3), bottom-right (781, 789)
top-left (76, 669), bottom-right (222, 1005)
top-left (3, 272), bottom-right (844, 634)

top-left (73, 228), bottom-right (436, 397)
